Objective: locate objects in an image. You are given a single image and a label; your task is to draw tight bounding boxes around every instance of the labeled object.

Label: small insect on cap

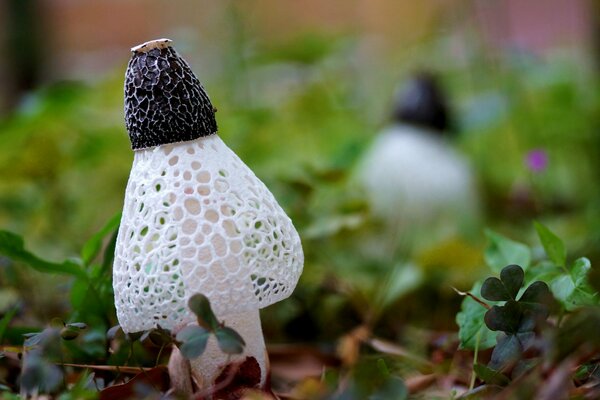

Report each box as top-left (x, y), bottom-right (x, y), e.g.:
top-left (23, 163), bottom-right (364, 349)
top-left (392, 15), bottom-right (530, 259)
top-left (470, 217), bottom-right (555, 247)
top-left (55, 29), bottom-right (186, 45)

top-left (124, 38), bottom-right (218, 150)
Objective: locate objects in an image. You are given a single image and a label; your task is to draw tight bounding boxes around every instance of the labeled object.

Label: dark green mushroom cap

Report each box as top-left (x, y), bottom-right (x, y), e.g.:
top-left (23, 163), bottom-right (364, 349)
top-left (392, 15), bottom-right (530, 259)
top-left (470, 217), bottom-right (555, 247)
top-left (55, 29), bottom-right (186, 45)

top-left (124, 39), bottom-right (217, 150)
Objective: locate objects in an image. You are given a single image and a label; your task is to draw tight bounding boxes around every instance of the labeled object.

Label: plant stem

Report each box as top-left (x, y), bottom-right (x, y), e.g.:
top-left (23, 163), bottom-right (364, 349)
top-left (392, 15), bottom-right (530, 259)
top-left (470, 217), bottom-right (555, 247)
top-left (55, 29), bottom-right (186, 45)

top-left (469, 328), bottom-right (482, 391)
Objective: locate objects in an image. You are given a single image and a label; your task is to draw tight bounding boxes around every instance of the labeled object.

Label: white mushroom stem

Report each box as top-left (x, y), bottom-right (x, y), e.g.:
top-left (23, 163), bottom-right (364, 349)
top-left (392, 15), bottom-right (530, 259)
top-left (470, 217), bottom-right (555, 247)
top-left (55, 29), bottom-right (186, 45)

top-left (189, 309), bottom-right (268, 388)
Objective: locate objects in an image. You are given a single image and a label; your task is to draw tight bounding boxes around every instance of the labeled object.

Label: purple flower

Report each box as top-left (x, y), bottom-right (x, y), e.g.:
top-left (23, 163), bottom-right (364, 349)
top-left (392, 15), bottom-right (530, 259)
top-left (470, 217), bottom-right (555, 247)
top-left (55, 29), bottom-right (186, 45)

top-left (525, 149), bottom-right (548, 173)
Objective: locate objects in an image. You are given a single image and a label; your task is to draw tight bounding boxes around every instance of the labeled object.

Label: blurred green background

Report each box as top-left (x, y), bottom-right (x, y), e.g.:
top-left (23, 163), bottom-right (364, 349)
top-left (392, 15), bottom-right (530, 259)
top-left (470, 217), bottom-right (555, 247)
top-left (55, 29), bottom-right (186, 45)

top-left (1, 0), bottom-right (600, 332)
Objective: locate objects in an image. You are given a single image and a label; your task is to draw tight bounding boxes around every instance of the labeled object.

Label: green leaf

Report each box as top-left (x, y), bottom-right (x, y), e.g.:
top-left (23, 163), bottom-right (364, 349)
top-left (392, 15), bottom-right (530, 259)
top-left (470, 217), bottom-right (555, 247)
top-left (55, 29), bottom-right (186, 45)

top-left (512, 359), bottom-right (540, 380)
top-left (147, 326), bottom-right (173, 347)
top-left (100, 229), bottom-right (118, 273)
top-left (456, 282), bottom-right (497, 350)
top-left (500, 265), bottom-right (524, 299)
top-left (571, 258), bottom-right (591, 287)
top-left (49, 318), bottom-right (64, 329)
top-left (525, 260), bottom-right (561, 281)
top-left (488, 334), bottom-right (524, 371)
top-left (60, 326), bottom-right (81, 340)
top-left (552, 308), bottom-right (600, 361)
top-left (188, 294), bottom-right (219, 330)
top-left (550, 275), bottom-right (575, 304)
top-left (23, 332), bottom-right (44, 348)
top-left (69, 278), bottom-right (107, 318)
top-left (534, 222), bottom-right (566, 266)
top-left (0, 307), bottom-right (17, 343)
top-left (473, 363), bottom-right (510, 386)
top-left (378, 262), bottom-right (423, 310)
top-left (484, 230), bottom-right (531, 273)
top-left (481, 278), bottom-right (512, 301)
top-left (564, 288), bottom-right (598, 310)
top-left (481, 265), bottom-right (524, 302)
top-left (176, 325), bottom-right (210, 359)
top-left (376, 358), bottom-right (390, 377)
top-left (126, 331), bottom-right (143, 342)
top-left (520, 281), bottom-right (552, 305)
top-left (548, 257), bottom-right (597, 310)
top-left (484, 300), bottom-right (521, 334)
top-left (106, 325), bottom-right (122, 340)
top-left (369, 376), bottom-right (408, 400)
top-left (81, 212), bottom-right (121, 266)
top-left (20, 354), bottom-right (63, 394)
top-left (519, 281), bottom-right (553, 319)
top-left (215, 326), bottom-right (245, 354)
top-left (0, 230), bottom-right (87, 278)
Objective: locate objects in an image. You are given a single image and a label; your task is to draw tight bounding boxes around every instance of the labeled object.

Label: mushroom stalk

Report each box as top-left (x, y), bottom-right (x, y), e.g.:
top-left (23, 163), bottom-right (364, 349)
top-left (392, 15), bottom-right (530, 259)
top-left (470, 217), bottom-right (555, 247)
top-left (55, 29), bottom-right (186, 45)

top-left (189, 309), bottom-right (268, 387)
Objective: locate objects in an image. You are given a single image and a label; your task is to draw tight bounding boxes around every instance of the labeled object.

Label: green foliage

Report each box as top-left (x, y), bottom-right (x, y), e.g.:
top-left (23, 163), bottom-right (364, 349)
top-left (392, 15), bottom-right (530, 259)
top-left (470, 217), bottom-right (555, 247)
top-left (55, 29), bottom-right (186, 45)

top-left (188, 293), bottom-right (219, 331)
top-left (481, 264), bottom-right (524, 301)
top-left (534, 221), bottom-right (566, 266)
top-left (456, 282), bottom-right (497, 350)
top-left (20, 352), bottom-right (63, 395)
top-left (176, 325), bottom-right (209, 359)
top-left (458, 223), bottom-right (600, 391)
top-left (551, 307), bottom-right (600, 362)
top-left (175, 294), bottom-right (246, 359)
top-left (484, 230), bottom-right (531, 273)
top-left (481, 265), bottom-right (553, 370)
top-left (333, 358), bottom-right (408, 400)
top-left (0, 307), bottom-right (18, 342)
top-left (473, 363), bottom-right (510, 386)
top-left (80, 213), bottom-right (121, 266)
top-left (20, 327), bottom-right (75, 395)
top-left (215, 327), bottom-right (245, 354)
top-left (0, 230), bottom-right (86, 278)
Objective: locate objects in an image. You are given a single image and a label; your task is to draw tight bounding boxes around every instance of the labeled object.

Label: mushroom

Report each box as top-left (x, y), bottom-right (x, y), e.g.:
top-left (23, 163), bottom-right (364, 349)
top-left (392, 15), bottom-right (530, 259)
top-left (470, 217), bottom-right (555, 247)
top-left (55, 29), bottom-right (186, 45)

top-left (356, 72), bottom-right (479, 228)
top-left (112, 39), bottom-right (304, 389)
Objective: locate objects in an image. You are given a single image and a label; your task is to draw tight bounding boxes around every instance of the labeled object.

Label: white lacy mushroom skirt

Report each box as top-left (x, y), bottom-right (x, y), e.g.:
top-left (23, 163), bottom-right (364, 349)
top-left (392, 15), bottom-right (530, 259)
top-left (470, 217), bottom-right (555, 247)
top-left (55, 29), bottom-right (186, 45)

top-left (113, 135), bottom-right (303, 333)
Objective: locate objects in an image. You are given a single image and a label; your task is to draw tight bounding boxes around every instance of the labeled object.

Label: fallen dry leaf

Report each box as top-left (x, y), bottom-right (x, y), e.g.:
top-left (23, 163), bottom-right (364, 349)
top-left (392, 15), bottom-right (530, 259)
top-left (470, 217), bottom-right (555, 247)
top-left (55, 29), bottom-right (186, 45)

top-left (99, 366), bottom-right (170, 400)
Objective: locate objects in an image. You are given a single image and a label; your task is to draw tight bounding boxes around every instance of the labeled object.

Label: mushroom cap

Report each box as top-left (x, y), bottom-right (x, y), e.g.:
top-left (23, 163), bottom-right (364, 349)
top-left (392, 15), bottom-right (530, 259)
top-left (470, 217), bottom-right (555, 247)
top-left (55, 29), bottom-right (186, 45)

top-left (391, 72), bottom-right (451, 134)
top-left (124, 38), bottom-right (217, 150)
top-left (114, 40), bottom-right (303, 333)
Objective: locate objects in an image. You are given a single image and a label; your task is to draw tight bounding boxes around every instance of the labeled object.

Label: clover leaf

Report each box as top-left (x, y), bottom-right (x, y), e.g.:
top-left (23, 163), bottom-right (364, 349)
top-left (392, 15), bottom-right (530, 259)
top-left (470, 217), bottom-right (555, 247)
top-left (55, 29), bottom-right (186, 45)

top-left (176, 325), bottom-right (210, 359)
top-left (174, 292), bottom-right (246, 359)
top-left (481, 264), bottom-right (524, 301)
top-left (480, 265), bottom-right (555, 372)
top-left (188, 293), bottom-right (220, 330)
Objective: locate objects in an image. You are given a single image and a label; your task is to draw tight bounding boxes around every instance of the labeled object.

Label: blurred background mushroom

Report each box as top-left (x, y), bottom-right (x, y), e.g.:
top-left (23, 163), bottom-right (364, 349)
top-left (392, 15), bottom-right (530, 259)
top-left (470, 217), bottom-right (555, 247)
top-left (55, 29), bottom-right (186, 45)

top-left (356, 71), bottom-right (480, 245)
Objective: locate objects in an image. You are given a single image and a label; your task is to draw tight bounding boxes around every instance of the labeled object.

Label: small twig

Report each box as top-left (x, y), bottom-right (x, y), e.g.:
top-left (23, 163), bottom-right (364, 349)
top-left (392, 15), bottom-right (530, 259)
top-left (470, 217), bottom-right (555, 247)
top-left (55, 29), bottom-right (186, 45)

top-left (368, 337), bottom-right (434, 369)
top-left (60, 363), bottom-right (153, 374)
top-left (155, 343), bottom-right (166, 367)
top-left (452, 287), bottom-right (491, 310)
top-left (59, 348), bottom-right (67, 390)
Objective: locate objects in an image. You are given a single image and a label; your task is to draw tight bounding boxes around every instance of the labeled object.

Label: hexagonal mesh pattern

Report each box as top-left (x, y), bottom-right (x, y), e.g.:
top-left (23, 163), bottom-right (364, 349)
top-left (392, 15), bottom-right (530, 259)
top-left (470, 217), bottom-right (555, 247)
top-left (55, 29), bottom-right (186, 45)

top-left (113, 135), bottom-right (303, 333)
